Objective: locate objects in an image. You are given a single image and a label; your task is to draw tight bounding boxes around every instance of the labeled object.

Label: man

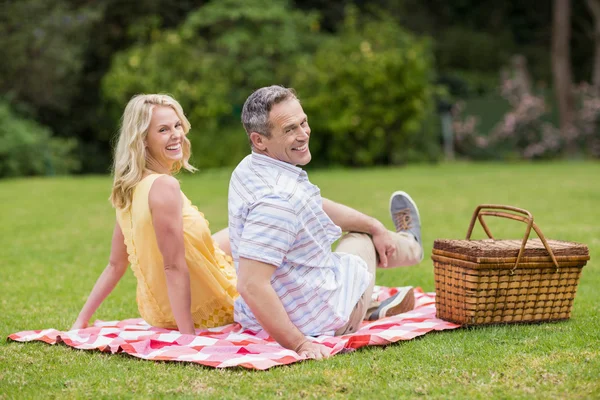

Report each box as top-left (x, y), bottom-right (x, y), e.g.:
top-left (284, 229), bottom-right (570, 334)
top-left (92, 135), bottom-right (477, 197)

top-left (228, 85), bottom-right (423, 359)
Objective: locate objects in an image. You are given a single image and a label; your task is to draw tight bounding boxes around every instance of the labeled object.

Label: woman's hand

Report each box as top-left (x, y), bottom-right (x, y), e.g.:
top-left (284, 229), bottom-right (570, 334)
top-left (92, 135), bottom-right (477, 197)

top-left (70, 319), bottom-right (88, 331)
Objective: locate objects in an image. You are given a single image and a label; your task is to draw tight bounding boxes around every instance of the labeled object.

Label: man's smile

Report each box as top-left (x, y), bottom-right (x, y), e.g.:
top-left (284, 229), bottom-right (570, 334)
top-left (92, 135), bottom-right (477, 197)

top-left (292, 144), bottom-right (308, 152)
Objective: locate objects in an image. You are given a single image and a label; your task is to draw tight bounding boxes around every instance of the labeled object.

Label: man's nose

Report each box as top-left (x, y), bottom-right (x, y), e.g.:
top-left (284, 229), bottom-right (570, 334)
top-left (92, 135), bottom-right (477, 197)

top-left (299, 125), bottom-right (310, 139)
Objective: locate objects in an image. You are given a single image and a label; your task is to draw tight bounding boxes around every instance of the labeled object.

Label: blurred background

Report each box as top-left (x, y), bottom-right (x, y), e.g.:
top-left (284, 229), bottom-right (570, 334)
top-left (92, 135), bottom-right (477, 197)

top-left (1, 0), bottom-right (598, 177)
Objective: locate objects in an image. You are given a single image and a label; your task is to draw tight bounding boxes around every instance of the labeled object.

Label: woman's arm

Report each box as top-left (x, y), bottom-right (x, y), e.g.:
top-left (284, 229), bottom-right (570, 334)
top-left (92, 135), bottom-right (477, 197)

top-left (71, 222), bottom-right (129, 330)
top-left (149, 175), bottom-right (195, 335)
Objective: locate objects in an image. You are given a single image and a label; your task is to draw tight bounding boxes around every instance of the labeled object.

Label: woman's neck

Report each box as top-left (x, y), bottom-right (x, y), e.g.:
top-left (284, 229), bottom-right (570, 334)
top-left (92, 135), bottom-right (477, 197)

top-left (144, 157), bottom-right (172, 176)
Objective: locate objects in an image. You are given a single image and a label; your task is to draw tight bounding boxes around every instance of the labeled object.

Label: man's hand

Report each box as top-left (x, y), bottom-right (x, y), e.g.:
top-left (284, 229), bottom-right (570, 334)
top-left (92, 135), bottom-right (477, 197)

top-left (371, 222), bottom-right (396, 268)
top-left (294, 340), bottom-right (332, 360)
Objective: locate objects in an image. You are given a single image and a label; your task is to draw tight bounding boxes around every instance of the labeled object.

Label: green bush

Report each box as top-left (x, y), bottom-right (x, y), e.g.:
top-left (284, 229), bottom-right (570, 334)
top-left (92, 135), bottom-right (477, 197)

top-left (0, 101), bottom-right (80, 177)
top-left (102, 0), bottom-right (321, 169)
top-left (291, 8), bottom-right (439, 166)
top-left (102, 1), bottom-right (440, 168)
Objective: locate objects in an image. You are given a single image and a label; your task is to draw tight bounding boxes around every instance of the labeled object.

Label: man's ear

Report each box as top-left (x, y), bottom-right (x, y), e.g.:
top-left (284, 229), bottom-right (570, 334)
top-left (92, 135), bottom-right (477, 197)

top-left (249, 132), bottom-right (267, 151)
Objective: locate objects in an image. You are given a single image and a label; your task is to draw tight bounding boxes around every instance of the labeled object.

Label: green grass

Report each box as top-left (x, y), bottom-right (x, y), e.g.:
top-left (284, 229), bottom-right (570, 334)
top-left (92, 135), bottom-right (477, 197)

top-left (1, 162), bottom-right (599, 399)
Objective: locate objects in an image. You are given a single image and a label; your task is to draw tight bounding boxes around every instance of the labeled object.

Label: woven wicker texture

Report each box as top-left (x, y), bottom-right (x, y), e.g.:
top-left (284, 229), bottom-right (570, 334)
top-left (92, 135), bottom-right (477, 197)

top-left (434, 238), bottom-right (589, 261)
top-left (432, 204), bottom-right (590, 326)
top-left (433, 261), bottom-right (583, 325)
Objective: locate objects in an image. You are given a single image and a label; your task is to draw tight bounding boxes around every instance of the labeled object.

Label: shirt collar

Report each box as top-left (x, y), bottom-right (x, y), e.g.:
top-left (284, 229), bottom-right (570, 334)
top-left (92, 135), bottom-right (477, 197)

top-left (250, 152), bottom-right (306, 180)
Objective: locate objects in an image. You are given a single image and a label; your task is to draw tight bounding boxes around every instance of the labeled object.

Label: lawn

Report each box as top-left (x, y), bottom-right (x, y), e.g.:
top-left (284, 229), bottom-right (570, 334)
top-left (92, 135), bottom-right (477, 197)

top-left (1, 161), bottom-right (599, 399)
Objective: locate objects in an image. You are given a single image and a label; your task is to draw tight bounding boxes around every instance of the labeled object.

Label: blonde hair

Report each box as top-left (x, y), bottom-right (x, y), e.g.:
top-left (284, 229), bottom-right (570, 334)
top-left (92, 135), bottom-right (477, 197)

top-left (110, 94), bottom-right (196, 209)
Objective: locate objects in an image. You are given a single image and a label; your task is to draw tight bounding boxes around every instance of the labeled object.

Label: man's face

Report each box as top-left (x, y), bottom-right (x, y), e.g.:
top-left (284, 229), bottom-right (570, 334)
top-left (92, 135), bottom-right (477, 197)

top-left (260, 99), bottom-right (312, 166)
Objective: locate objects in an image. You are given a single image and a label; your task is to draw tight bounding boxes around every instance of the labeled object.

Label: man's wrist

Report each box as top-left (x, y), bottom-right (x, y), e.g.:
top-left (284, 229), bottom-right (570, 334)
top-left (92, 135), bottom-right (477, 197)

top-left (292, 338), bottom-right (310, 353)
top-left (368, 218), bottom-right (386, 236)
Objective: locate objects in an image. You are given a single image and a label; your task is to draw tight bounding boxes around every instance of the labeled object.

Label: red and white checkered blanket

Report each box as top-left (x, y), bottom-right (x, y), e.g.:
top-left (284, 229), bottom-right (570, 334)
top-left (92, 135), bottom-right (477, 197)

top-left (7, 287), bottom-right (459, 370)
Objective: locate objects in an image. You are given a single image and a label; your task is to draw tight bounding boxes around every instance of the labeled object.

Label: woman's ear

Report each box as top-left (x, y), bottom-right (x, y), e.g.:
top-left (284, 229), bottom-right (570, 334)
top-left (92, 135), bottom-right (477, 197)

top-left (250, 132), bottom-right (267, 151)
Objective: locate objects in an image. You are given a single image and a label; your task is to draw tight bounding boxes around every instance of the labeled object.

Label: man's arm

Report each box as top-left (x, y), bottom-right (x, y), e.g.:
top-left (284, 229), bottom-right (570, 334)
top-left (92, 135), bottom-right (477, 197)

top-left (236, 257), bottom-right (331, 359)
top-left (321, 198), bottom-right (383, 234)
top-left (321, 197), bottom-right (395, 267)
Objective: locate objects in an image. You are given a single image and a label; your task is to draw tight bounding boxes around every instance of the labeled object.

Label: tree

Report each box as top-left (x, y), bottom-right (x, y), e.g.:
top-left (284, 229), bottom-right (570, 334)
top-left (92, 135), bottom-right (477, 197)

top-left (0, 1), bottom-right (102, 113)
top-left (552, 0), bottom-right (577, 155)
top-left (0, 0), bottom-right (207, 173)
top-left (585, 0), bottom-right (600, 90)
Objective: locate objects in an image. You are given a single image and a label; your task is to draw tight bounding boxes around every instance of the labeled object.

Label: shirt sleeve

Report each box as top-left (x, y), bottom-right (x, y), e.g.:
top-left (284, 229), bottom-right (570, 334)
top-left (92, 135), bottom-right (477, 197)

top-left (238, 195), bottom-right (299, 268)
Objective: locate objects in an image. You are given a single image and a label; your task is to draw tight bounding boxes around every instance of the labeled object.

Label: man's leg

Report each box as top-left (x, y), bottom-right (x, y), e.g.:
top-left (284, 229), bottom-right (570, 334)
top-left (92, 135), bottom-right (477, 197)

top-left (333, 232), bottom-right (377, 336)
top-left (386, 190), bottom-right (424, 267)
top-left (333, 232), bottom-right (417, 335)
top-left (385, 231), bottom-right (423, 267)
top-left (333, 191), bottom-right (424, 334)
top-left (212, 227), bottom-right (232, 257)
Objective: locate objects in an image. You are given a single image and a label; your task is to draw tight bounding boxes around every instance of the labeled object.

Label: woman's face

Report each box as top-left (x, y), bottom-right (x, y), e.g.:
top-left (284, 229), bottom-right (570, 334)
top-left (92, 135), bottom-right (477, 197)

top-left (145, 105), bottom-right (185, 171)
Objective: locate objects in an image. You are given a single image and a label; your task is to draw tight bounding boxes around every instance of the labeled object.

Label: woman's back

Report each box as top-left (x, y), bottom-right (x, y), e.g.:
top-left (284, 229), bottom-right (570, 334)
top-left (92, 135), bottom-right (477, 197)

top-left (116, 174), bottom-right (237, 329)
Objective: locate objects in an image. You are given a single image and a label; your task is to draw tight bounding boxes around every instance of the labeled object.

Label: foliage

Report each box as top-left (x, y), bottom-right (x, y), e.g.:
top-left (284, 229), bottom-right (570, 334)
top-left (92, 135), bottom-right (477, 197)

top-left (102, 0), bottom-right (322, 169)
top-left (0, 1), bottom-right (102, 114)
top-left (435, 27), bottom-right (514, 96)
top-left (452, 85), bottom-right (561, 161)
top-left (452, 59), bottom-right (600, 160)
top-left (1, 163), bottom-right (599, 398)
top-left (103, 0), bottom-right (440, 167)
top-left (0, 101), bottom-right (80, 178)
top-left (1, 0), bottom-right (597, 171)
top-left (355, 0), bottom-right (557, 84)
top-left (291, 7), bottom-right (439, 166)
top-left (0, 0), bottom-right (208, 173)
top-left (572, 83), bottom-right (600, 158)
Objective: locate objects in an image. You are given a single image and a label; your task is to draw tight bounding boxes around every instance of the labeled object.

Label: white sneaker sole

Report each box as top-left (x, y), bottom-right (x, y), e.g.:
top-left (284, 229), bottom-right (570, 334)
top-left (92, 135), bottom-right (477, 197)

top-left (376, 286), bottom-right (415, 319)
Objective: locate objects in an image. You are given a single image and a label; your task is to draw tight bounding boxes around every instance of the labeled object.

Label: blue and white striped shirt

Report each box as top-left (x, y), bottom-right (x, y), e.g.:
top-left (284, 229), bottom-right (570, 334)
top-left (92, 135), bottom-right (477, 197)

top-left (228, 153), bottom-right (371, 336)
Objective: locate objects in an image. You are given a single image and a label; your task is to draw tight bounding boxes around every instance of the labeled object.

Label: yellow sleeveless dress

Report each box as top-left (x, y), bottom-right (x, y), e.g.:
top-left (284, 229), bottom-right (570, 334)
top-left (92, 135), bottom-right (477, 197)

top-left (116, 174), bottom-right (238, 329)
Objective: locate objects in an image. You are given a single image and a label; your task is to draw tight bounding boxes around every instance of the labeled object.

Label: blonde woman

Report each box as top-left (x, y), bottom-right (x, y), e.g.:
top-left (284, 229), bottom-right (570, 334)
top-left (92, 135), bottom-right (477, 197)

top-left (71, 94), bottom-right (237, 334)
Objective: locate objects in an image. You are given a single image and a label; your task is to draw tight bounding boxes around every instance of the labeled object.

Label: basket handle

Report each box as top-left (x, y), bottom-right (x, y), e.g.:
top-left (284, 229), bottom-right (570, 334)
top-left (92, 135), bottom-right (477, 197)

top-left (465, 204), bottom-right (560, 272)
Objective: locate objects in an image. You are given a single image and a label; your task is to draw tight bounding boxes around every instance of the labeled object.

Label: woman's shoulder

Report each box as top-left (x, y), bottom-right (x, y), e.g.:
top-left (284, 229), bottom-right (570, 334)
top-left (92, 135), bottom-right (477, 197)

top-left (147, 175), bottom-right (184, 209)
top-left (150, 174), bottom-right (180, 190)
top-left (139, 174), bottom-right (180, 196)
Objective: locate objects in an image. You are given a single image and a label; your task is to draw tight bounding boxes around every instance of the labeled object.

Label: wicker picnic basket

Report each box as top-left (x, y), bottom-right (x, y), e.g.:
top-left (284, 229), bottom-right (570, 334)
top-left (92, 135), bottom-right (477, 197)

top-left (432, 205), bottom-right (590, 326)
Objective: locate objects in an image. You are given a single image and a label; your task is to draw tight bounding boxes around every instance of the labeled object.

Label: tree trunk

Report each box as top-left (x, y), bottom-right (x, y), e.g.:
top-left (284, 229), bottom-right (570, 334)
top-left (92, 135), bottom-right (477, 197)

top-left (552, 0), bottom-right (577, 156)
top-left (585, 0), bottom-right (600, 91)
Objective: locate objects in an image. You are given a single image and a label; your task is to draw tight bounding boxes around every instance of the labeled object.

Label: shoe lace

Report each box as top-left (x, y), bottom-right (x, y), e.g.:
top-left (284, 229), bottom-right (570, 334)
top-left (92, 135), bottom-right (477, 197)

top-left (393, 208), bottom-right (412, 232)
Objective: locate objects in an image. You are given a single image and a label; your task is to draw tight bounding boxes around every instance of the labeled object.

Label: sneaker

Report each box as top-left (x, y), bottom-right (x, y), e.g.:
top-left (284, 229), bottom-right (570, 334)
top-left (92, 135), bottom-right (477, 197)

top-left (389, 191), bottom-right (422, 246)
top-left (367, 287), bottom-right (415, 320)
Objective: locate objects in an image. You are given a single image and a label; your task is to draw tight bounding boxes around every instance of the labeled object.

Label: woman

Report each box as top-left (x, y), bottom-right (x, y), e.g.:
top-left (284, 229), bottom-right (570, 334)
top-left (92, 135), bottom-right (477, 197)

top-left (71, 94), bottom-right (237, 334)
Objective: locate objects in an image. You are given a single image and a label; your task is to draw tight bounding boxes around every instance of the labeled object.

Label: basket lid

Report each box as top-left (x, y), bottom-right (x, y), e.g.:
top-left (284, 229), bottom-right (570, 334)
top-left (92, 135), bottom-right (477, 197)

top-left (433, 238), bottom-right (589, 265)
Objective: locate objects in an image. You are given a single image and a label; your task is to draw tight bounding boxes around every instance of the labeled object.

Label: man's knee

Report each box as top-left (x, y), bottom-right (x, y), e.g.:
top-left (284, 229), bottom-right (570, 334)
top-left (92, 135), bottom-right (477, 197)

top-left (336, 232), bottom-right (377, 267)
top-left (387, 232), bottom-right (424, 267)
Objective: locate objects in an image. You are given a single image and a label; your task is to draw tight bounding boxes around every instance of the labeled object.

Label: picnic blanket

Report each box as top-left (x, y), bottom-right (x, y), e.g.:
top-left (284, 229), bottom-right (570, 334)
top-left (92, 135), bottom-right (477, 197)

top-left (7, 287), bottom-right (460, 370)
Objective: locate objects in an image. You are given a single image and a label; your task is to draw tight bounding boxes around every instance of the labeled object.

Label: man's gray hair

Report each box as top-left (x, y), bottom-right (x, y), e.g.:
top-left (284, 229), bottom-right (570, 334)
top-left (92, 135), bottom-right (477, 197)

top-left (241, 85), bottom-right (298, 138)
